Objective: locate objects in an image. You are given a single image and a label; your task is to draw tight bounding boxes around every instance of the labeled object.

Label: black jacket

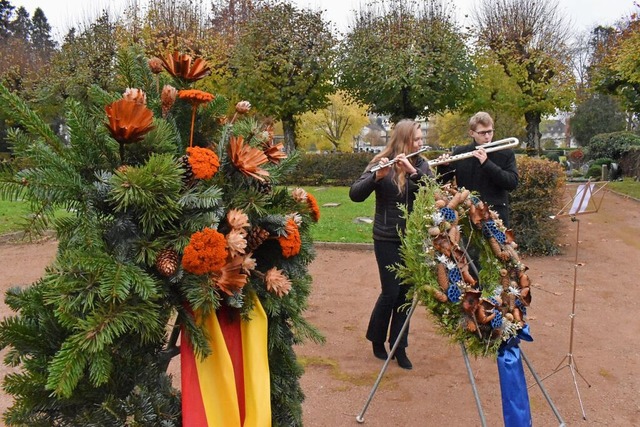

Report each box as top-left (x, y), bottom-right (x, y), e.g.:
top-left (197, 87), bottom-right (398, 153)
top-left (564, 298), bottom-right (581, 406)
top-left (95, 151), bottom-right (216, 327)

top-left (350, 156), bottom-right (433, 241)
top-left (437, 140), bottom-right (518, 226)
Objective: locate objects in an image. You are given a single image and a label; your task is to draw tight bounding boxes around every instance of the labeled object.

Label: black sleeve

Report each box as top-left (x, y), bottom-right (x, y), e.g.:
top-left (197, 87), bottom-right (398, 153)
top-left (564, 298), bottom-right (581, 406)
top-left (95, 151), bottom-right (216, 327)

top-left (349, 169), bottom-right (378, 202)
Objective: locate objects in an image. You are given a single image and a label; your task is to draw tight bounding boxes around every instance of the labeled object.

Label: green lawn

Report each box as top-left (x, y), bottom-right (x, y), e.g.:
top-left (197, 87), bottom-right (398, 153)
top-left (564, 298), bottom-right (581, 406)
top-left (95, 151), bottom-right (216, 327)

top-left (609, 177), bottom-right (640, 199)
top-left (307, 186), bottom-right (374, 243)
top-left (2, 180), bottom-right (637, 242)
top-left (0, 197), bottom-right (29, 235)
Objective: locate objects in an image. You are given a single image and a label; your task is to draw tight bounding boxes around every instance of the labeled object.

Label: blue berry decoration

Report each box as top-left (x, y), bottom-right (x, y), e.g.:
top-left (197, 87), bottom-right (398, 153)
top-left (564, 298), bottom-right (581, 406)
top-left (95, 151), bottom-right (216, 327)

top-left (491, 310), bottom-right (503, 329)
top-left (447, 284), bottom-right (462, 302)
top-left (448, 267), bottom-right (462, 284)
top-left (482, 220), bottom-right (496, 238)
top-left (439, 207), bottom-right (457, 223)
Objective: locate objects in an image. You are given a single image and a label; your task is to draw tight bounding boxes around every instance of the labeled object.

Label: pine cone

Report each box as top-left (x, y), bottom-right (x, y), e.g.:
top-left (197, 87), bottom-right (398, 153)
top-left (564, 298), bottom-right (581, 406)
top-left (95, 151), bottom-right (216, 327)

top-left (179, 155), bottom-right (194, 185)
top-left (246, 226), bottom-right (270, 252)
top-left (156, 248), bottom-right (179, 277)
top-left (253, 179), bottom-right (272, 194)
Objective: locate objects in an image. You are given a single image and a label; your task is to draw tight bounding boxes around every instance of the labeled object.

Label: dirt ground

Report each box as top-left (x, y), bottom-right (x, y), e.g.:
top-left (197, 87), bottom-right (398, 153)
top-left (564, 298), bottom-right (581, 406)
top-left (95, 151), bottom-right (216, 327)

top-left (1, 186), bottom-right (639, 426)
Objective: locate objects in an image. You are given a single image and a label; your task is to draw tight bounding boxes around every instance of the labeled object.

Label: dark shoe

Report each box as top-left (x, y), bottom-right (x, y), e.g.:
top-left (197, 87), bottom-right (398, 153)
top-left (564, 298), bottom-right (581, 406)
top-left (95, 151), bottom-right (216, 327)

top-left (393, 348), bottom-right (413, 370)
top-left (372, 342), bottom-right (387, 360)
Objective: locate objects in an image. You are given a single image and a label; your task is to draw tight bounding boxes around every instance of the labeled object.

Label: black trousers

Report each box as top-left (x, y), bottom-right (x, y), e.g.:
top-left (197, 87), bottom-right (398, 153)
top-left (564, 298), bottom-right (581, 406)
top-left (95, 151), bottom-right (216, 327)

top-left (366, 239), bottom-right (410, 348)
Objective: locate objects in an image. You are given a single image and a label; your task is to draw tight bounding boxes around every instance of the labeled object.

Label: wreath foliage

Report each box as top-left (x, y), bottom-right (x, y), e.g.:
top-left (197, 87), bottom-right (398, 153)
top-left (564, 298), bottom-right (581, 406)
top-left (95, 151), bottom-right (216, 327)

top-left (396, 178), bottom-right (532, 357)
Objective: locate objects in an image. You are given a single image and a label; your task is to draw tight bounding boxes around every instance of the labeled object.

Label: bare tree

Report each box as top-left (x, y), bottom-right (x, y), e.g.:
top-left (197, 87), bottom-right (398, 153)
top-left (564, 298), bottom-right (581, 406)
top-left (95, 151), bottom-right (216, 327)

top-left (474, 0), bottom-right (575, 154)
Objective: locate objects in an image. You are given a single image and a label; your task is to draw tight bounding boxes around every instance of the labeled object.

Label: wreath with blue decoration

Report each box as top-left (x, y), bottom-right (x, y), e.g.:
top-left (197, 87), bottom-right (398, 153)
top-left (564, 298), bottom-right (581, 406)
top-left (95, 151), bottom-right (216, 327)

top-left (395, 179), bottom-right (531, 357)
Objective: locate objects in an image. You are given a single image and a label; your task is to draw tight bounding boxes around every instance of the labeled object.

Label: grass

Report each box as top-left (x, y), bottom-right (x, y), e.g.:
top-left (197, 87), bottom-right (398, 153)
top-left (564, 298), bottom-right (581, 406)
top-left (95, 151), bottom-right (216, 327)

top-left (2, 180), bottom-right (637, 241)
top-left (0, 198), bottom-right (30, 235)
top-left (306, 186), bottom-right (374, 243)
top-left (609, 177), bottom-right (640, 199)
top-left (0, 197), bottom-right (72, 235)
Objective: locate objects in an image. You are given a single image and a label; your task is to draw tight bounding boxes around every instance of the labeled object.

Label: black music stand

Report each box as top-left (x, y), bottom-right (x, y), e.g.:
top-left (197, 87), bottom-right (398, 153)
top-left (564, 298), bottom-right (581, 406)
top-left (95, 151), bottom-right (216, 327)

top-left (536, 180), bottom-right (608, 420)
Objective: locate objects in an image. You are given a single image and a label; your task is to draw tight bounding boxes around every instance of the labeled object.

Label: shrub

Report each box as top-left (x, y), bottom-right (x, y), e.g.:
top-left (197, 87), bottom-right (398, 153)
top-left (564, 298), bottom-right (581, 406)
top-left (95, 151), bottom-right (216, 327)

top-left (586, 131), bottom-right (640, 161)
top-left (619, 146), bottom-right (640, 178)
top-left (283, 150), bottom-right (446, 186)
top-left (509, 156), bottom-right (565, 255)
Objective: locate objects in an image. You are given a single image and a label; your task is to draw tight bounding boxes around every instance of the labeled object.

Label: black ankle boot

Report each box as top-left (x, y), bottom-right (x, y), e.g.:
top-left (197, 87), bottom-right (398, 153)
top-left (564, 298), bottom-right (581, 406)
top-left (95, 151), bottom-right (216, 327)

top-left (372, 342), bottom-right (387, 360)
top-left (393, 347), bottom-right (413, 370)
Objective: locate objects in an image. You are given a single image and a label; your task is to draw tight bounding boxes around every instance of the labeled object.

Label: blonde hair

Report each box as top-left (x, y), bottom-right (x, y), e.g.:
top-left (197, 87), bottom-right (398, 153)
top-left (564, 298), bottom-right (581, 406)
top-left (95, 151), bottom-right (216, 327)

top-left (469, 112), bottom-right (494, 131)
top-left (371, 120), bottom-right (421, 194)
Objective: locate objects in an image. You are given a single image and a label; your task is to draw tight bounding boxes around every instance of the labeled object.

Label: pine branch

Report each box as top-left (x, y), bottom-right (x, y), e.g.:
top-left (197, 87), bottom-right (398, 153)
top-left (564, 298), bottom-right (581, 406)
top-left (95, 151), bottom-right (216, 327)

top-left (0, 83), bottom-right (65, 154)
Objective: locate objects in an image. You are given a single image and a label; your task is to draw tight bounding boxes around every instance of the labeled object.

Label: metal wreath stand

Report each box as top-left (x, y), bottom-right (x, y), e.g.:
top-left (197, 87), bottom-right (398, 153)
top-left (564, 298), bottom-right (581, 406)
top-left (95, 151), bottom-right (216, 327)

top-left (355, 238), bottom-right (566, 426)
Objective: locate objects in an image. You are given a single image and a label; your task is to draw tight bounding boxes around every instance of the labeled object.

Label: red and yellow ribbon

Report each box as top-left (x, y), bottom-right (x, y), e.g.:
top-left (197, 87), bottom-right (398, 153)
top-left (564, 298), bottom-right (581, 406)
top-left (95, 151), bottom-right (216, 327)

top-left (181, 295), bottom-right (271, 426)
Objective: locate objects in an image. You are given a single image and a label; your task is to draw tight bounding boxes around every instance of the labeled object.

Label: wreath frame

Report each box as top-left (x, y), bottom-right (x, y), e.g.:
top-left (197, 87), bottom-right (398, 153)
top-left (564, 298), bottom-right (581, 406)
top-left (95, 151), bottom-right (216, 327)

top-left (395, 178), bottom-right (532, 357)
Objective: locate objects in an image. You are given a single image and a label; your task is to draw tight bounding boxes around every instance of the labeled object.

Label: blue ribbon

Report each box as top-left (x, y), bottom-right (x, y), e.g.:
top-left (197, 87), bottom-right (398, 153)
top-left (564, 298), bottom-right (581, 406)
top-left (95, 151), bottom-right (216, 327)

top-left (497, 325), bottom-right (533, 427)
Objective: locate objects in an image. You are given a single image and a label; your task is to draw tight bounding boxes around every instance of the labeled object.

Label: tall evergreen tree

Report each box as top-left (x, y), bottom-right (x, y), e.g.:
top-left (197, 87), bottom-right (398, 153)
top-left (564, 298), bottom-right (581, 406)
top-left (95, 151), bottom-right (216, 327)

top-left (30, 8), bottom-right (56, 53)
top-left (0, 0), bottom-right (14, 39)
top-left (9, 5), bottom-right (30, 41)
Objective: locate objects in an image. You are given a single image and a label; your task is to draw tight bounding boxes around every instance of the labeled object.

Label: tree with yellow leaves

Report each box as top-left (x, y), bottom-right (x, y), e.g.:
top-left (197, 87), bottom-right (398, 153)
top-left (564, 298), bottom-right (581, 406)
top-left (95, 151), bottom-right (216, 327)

top-left (296, 91), bottom-right (369, 152)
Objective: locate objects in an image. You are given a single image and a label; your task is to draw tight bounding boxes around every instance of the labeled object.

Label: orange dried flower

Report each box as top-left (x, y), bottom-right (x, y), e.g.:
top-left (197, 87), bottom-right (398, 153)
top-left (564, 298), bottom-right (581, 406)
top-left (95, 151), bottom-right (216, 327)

top-left (161, 51), bottom-right (211, 81)
top-left (104, 99), bottom-right (155, 145)
top-left (229, 136), bottom-right (270, 182)
top-left (214, 256), bottom-right (247, 295)
top-left (178, 89), bottom-right (215, 148)
top-left (262, 139), bottom-right (287, 164)
top-left (264, 267), bottom-right (292, 297)
top-left (161, 85), bottom-right (178, 118)
top-left (148, 57), bottom-right (164, 74)
top-left (235, 100), bottom-right (251, 114)
top-left (182, 228), bottom-right (228, 275)
top-left (307, 193), bottom-right (320, 222)
top-left (123, 88), bottom-right (147, 105)
top-left (186, 146), bottom-right (220, 180)
top-left (291, 187), bottom-right (307, 203)
top-left (227, 208), bottom-right (250, 232)
top-left (226, 229), bottom-right (247, 256)
top-left (278, 218), bottom-right (301, 258)
top-left (242, 255), bottom-right (256, 273)
top-left (178, 89), bottom-right (215, 106)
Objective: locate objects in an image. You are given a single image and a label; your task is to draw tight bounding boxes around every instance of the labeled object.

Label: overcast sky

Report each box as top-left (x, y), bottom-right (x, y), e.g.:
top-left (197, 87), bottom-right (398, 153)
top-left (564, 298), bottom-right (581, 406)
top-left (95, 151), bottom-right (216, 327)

top-left (10, 0), bottom-right (638, 42)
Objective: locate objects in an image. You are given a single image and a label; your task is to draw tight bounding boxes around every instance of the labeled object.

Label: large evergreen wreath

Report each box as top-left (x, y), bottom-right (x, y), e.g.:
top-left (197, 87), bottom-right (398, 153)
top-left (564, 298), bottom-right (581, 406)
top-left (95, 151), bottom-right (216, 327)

top-left (395, 178), bottom-right (532, 357)
top-left (0, 46), bottom-right (321, 425)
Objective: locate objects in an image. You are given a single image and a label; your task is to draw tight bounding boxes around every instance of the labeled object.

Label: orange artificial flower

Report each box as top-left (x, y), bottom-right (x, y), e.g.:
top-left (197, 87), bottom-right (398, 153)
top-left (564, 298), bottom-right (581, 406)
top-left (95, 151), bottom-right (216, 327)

top-left (214, 255), bottom-right (247, 295)
top-left (186, 146), bottom-right (220, 180)
top-left (161, 85), bottom-right (178, 118)
top-left (178, 89), bottom-right (215, 148)
top-left (264, 267), bottom-right (292, 297)
top-left (104, 99), bottom-right (154, 145)
top-left (307, 193), bottom-right (321, 222)
top-left (228, 136), bottom-right (270, 182)
top-left (277, 218), bottom-right (301, 258)
top-left (262, 139), bottom-right (287, 164)
top-left (226, 229), bottom-right (247, 256)
top-left (235, 100), bottom-right (251, 114)
top-left (161, 51), bottom-right (211, 81)
top-left (182, 228), bottom-right (228, 275)
top-left (227, 208), bottom-right (250, 232)
top-left (178, 89), bottom-right (215, 105)
top-left (148, 57), bottom-right (164, 74)
top-left (122, 88), bottom-right (147, 105)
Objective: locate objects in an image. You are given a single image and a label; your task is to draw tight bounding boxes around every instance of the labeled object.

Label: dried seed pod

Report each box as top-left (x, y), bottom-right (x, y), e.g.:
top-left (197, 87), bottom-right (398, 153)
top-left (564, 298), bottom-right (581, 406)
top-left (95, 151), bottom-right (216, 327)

top-left (428, 226), bottom-right (441, 237)
top-left (433, 289), bottom-right (449, 303)
top-left (436, 263), bottom-right (449, 290)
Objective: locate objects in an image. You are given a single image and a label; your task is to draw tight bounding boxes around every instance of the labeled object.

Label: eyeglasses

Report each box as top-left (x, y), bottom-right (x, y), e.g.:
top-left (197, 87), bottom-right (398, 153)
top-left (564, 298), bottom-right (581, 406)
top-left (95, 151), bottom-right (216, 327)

top-left (474, 129), bottom-right (494, 136)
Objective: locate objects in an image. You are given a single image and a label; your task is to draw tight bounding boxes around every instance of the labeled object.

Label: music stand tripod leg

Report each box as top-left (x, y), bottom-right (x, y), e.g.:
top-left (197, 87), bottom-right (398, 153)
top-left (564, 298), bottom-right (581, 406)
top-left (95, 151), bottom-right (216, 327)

top-left (355, 293), bottom-right (419, 424)
top-left (536, 216), bottom-right (591, 420)
top-left (521, 349), bottom-right (566, 426)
